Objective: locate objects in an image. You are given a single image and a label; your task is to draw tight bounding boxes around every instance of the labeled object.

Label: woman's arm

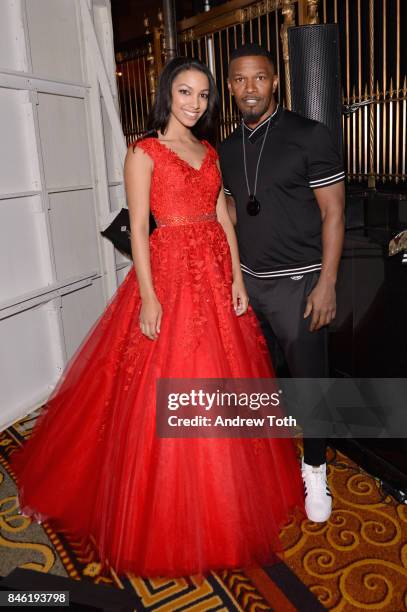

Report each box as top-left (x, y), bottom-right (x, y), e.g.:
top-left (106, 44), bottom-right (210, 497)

top-left (124, 145), bottom-right (162, 339)
top-left (215, 164), bottom-right (249, 316)
top-left (225, 195), bottom-right (237, 226)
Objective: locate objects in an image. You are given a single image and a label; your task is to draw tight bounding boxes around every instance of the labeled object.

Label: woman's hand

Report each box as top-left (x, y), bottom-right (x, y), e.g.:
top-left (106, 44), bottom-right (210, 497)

top-left (232, 279), bottom-right (249, 316)
top-left (139, 295), bottom-right (162, 340)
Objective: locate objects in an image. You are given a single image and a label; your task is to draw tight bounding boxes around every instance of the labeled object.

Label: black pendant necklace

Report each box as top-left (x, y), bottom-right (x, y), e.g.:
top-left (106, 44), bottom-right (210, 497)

top-left (242, 113), bottom-right (272, 216)
top-left (247, 194), bottom-right (260, 216)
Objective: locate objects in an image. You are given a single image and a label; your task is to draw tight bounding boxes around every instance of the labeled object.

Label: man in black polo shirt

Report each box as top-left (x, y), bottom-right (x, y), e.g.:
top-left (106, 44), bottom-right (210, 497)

top-left (219, 43), bottom-right (345, 523)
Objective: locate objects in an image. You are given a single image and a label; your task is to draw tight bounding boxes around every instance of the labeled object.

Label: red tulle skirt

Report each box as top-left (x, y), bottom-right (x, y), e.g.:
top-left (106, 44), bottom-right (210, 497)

top-left (11, 222), bottom-right (304, 577)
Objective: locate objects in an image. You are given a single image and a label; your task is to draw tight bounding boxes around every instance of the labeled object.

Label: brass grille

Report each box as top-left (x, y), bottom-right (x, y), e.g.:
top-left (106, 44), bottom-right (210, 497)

top-left (115, 0), bottom-right (406, 184)
top-left (321, 0), bottom-right (406, 184)
top-left (178, 0), bottom-right (291, 140)
top-left (114, 1), bottom-right (294, 143)
top-left (116, 49), bottom-right (151, 144)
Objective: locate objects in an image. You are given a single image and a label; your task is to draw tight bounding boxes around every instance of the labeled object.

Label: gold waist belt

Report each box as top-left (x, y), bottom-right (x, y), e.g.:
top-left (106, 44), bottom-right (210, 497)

top-left (155, 212), bottom-right (217, 227)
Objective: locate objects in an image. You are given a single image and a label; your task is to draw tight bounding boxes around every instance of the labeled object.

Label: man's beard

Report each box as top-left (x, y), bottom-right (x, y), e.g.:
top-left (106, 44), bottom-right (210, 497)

top-left (241, 100), bottom-right (270, 124)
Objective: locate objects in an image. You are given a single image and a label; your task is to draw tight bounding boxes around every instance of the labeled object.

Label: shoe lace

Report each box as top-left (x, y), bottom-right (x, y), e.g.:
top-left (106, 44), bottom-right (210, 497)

top-left (303, 466), bottom-right (326, 493)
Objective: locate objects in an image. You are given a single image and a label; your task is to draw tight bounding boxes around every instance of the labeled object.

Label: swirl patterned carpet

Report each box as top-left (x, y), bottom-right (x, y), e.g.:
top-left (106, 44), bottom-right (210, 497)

top-left (1, 412), bottom-right (407, 611)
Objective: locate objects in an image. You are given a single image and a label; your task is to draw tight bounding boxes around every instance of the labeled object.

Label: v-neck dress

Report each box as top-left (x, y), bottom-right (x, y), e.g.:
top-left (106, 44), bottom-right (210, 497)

top-left (11, 136), bottom-right (305, 578)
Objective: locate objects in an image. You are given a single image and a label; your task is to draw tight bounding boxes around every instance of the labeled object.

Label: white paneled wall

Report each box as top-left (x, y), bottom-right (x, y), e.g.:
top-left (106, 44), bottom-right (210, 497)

top-left (0, 0), bottom-right (130, 429)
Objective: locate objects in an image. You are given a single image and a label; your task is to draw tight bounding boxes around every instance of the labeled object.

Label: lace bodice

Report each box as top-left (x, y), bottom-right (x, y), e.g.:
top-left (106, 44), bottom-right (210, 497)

top-left (133, 137), bottom-right (221, 225)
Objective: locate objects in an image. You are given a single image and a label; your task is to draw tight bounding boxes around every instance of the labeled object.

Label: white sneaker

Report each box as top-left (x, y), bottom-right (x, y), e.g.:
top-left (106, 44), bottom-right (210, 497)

top-left (301, 458), bottom-right (332, 522)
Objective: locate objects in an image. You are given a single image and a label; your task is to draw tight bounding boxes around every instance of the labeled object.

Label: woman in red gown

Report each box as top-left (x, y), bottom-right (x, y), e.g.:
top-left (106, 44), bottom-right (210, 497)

top-left (11, 57), bottom-right (304, 577)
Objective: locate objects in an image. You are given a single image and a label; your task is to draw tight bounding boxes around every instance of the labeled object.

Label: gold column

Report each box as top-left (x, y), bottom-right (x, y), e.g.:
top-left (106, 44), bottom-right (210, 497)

top-left (145, 17), bottom-right (157, 107)
top-left (226, 26), bottom-right (234, 137)
top-left (357, 0), bottom-right (362, 179)
top-left (163, 0), bottom-right (177, 60)
top-left (367, 83), bottom-right (371, 176)
top-left (368, 0), bottom-right (375, 188)
top-left (297, 0), bottom-right (306, 25)
top-left (126, 60), bottom-right (134, 139)
top-left (218, 30), bottom-right (226, 140)
top-left (382, 0), bottom-right (387, 181)
top-left (395, 0), bottom-right (400, 183)
top-left (389, 77), bottom-right (394, 180)
top-left (142, 55), bottom-right (150, 114)
top-left (306, 0), bottom-right (320, 25)
top-left (153, 10), bottom-right (164, 78)
top-left (402, 76), bottom-right (406, 181)
top-left (376, 81), bottom-right (380, 177)
top-left (130, 54), bottom-right (140, 137)
top-left (298, 0), bottom-right (319, 25)
top-left (352, 85), bottom-right (356, 177)
top-left (119, 60), bottom-right (128, 142)
top-left (274, 9), bottom-right (281, 104)
top-left (280, 0), bottom-right (296, 110)
top-left (345, 0), bottom-right (350, 177)
top-left (136, 54), bottom-right (145, 129)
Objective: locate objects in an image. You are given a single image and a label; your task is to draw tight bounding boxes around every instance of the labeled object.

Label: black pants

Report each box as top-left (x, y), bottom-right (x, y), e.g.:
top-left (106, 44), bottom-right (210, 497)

top-left (244, 271), bottom-right (328, 466)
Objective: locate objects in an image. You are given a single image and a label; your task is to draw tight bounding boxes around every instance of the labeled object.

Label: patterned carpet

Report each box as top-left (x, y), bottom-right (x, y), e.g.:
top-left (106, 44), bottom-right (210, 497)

top-left (1, 412), bottom-right (407, 611)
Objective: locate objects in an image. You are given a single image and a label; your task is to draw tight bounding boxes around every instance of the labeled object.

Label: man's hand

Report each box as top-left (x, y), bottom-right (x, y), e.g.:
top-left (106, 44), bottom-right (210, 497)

top-left (304, 279), bottom-right (336, 331)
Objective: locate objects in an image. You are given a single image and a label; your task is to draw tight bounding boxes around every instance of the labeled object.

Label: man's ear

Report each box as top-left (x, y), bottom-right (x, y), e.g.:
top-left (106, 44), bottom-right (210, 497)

top-left (227, 80), bottom-right (233, 95)
top-left (272, 74), bottom-right (279, 93)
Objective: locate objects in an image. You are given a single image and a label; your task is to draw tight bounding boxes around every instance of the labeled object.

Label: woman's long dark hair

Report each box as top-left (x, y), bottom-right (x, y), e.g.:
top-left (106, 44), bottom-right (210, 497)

top-left (145, 57), bottom-right (219, 145)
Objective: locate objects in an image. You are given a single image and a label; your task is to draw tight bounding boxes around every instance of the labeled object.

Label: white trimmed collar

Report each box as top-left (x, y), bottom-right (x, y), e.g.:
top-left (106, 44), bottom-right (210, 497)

top-left (243, 104), bottom-right (279, 138)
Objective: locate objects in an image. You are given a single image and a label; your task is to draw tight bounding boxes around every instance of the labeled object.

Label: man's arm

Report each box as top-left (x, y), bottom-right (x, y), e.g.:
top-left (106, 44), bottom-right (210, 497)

top-left (304, 181), bottom-right (345, 331)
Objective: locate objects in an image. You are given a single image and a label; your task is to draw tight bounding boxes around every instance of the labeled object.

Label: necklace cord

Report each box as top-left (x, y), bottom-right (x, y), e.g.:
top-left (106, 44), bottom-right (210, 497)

top-left (242, 115), bottom-right (272, 198)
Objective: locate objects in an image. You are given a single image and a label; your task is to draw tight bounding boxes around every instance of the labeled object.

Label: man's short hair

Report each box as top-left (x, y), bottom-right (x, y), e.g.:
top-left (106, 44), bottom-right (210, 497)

top-left (229, 43), bottom-right (276, 72)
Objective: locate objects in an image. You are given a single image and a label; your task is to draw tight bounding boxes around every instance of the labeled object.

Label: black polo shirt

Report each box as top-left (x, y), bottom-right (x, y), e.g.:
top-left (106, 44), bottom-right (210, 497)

top-left (218, 105), bottom-right (345, 278)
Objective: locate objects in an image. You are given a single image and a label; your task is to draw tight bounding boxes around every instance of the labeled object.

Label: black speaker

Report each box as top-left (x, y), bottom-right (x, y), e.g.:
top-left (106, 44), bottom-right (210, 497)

top-left (288, 24), bottom-right (342, 156)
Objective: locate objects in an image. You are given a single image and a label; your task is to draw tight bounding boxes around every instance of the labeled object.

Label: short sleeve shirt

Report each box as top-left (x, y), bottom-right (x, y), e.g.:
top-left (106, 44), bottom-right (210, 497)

top-left (218, 106), bottom-right (345, 277)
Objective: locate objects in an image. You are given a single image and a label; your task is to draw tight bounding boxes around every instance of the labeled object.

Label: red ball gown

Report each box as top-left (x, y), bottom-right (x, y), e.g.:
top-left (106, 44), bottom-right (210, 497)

top-left (11, 137), bottom-right (304, 578)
